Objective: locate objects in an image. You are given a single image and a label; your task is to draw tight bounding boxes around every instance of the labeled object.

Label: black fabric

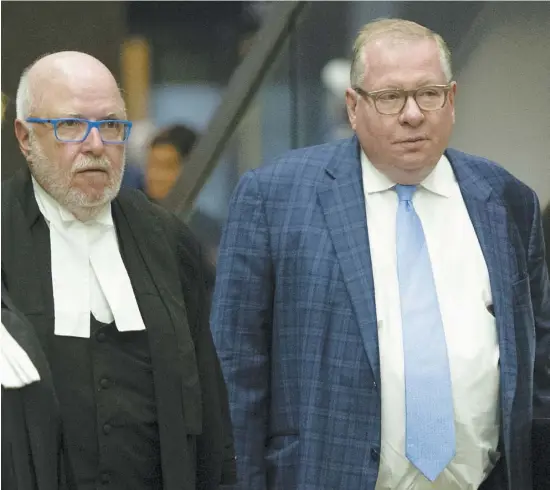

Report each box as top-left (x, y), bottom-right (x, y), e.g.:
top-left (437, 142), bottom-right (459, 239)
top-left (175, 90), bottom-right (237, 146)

top-left (478, 452), bottom-right (507, 490)
top-left (542, 202), bottom-right (550, 275)
top-left (1, 284), bottom-right (76, 490)
top-left (51, 316), bottom-right (161, 490)
top-left (2, 167), bottom-right (237, 490)
top-left (533, 418), bottom-right (550, 490)
top-left (2, 386), bottom-right (39, 490)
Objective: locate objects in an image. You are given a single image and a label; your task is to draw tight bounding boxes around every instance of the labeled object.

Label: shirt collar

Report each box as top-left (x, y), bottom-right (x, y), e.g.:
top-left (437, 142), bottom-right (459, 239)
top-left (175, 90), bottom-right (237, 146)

top-left (31, 176), bottom-right (113, 227)
top-left (360, 150), bottom-right (455, 198)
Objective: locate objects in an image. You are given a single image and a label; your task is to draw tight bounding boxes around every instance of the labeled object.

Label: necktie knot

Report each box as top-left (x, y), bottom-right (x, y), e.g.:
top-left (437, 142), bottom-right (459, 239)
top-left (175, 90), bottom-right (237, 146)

top-left (395, 184), bottom-right (417, 202)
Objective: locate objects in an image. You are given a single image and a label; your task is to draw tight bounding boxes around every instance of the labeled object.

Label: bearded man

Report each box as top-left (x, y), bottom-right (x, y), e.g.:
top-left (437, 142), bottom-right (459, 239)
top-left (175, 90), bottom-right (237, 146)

top-left (1, 51), bottom-right (236, 490)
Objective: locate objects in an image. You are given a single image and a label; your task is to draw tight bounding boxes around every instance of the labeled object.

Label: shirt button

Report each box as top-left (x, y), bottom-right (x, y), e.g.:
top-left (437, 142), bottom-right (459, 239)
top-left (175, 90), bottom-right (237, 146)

top-left (96, 331), bottom-right (106, 342)
top-left (100, 378), bottom-right (110, 389)
top-left (103, 423), bottom-right (112, 435)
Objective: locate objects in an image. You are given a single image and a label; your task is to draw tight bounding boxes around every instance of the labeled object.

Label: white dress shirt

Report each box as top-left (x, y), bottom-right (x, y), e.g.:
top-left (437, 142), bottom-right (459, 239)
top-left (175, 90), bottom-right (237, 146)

top-left (362, 154), bottom-right (501, 490)
top-left (32, 178), bottom-right (146, 338)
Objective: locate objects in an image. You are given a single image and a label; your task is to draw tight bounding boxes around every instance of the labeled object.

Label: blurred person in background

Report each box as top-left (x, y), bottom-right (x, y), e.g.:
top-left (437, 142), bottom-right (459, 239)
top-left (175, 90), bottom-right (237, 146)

top-left (321, 58), bottom-right (354, 141)
top-left (211, 18), bottom-right (550, 490)
top-left (145, 124), bottom-right (198, 201)
top-left (2, 51), bottom-right (236, 490)
top-left (145, 124), bottom-right (222, 265)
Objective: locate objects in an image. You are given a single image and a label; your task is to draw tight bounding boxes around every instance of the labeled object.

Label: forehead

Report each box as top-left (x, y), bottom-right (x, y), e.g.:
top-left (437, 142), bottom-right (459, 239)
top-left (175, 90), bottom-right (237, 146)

top-left (36, 72), bottom-right (125, 119)
top-left (363, 37), bottom-right (446, 88)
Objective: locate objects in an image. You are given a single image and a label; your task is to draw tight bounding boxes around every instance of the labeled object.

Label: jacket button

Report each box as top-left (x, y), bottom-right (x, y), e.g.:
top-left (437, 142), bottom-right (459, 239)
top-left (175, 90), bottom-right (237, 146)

top-left (96, 331), bottom-right (106, 342)
top-left (100, 378), bottom-right (110, 389)
top-left (371, 447), bottom-right (380, 462)
top-left (103, 423), bottom-right (112, 435)
top-left (100, 472), bottom-right (110, 484)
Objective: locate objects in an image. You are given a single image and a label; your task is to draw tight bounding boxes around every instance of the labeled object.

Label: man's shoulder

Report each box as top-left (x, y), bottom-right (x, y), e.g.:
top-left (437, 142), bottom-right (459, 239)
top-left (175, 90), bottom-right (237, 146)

top-left (2, 173), bottom-right (17, 190)
top-left (253, 138), bottom-right (355, 180)
top-left (116, 188), bottom-right (175, 223)
top-left (2, 169), bottom-right (25, 201)
top-left (446, 148), bottom-right (536, 197)
top-left (2, 170), bottom-right (33, 224)
top-left (115, 188), bottom-right (203, 259)
top-left (235, 138), bottom-right (357, 203)
top-left (2, 177), bottom-right (16, 207)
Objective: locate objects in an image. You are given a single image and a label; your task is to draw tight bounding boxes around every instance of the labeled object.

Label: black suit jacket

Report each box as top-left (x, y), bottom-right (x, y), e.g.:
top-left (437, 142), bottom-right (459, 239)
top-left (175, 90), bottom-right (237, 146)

top-left (542, 202), bottom-right (550, 275)
top-left (1, 283), bottom-right (75, 490)
top-left (2, 168), bottom-right (236, 490)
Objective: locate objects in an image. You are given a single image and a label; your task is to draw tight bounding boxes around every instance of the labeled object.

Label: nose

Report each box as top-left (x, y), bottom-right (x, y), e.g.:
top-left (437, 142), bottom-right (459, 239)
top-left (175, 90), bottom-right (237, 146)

top-left (399, 95), bottom-right (424, 127)
top-left (81, 126), bottom-right (105, 156)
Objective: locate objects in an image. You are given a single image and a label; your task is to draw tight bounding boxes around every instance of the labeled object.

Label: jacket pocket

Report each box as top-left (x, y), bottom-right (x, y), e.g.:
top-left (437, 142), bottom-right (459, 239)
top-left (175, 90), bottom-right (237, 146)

top-left (511, 275), bottom-right (531, 310)
top-left (266, 433), bottom-right (299, 489)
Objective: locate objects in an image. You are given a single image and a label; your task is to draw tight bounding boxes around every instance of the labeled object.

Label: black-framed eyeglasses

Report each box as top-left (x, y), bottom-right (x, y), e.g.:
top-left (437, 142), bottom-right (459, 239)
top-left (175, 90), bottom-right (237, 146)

top-left (353, 84), bottom-right (453, 115)
top-left (25, 117), bottom-right (132, 144)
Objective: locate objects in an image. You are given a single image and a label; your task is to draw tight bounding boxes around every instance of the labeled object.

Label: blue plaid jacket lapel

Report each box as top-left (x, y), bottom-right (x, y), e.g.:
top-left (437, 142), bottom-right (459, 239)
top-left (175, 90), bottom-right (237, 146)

top-left (317, 137), bottom-right (381, 388)
top-left (447, 148), bottom-right (518, 470)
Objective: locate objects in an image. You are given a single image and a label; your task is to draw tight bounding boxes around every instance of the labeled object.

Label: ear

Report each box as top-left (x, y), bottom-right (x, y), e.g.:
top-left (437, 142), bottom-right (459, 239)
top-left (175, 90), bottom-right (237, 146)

top-left (345, 88), bottom-right (358, 130)
top-left (14, 119), bottom-right (32, 160)
top-left (448, 81), bottom-right (457, 124)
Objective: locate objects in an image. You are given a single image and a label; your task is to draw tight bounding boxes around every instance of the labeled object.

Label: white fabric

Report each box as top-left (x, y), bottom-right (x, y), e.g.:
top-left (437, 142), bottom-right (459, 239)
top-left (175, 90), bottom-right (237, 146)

top-left (362, 154), bottom-right (501, 490)
top-left (32, 178), bottom-right (146, 338)
top-left (0, 322), bottom-right (41, 388)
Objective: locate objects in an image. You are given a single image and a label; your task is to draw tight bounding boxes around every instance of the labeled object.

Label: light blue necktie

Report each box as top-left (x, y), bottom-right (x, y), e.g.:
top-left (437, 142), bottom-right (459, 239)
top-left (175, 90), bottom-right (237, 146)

top-left (395, 184), bottom-right (456, 481)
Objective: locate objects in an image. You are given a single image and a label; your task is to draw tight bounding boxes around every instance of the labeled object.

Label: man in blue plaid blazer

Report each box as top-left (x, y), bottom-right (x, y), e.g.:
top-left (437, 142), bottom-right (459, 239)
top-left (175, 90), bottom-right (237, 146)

top-left (211, 19), bottom-right (550, 490)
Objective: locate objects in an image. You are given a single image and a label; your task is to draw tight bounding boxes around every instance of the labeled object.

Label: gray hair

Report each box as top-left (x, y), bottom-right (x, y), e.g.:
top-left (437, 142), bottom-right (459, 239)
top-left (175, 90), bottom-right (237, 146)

top-left (15, 67), bottom-right (34, 121)
top-left (350, 18), bottom-right (453, 88)
top-left (15, 53), bottom-right (52, 121)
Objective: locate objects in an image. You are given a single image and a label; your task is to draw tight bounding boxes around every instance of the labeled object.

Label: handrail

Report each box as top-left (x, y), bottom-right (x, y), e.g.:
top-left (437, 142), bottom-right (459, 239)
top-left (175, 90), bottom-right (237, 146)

top-left (161, 1), bottom-right (308, 218)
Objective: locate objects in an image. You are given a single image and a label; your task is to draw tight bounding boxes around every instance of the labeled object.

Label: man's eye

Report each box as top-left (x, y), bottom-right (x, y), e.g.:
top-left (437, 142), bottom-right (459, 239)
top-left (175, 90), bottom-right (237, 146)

top-left (418, 89), bottom-right (441, 97)
top-left (59, 119), bottom-right (79, 128)
top-left (378, 92), bottom-right (401, 101)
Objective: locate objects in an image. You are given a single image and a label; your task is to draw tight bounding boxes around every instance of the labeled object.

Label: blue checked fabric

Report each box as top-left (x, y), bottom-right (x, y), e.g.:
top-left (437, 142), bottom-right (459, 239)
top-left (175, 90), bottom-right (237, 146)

top-left (395, 184), bottom-right (456, 481)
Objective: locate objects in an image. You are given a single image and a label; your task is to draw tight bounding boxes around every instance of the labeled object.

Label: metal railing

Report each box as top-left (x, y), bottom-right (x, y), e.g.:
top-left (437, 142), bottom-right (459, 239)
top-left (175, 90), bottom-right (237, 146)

top-left (161, 1), bottom-right (308, 219)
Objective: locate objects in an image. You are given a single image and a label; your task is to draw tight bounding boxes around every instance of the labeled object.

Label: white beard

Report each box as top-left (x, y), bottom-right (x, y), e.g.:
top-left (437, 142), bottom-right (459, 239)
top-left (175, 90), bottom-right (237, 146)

top-left (28, 132), bottom-right (125, 221)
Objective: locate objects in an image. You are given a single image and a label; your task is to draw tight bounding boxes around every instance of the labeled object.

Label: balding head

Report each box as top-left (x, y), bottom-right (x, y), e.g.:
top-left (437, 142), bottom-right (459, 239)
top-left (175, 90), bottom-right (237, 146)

top-left (16, 51), bottom-right (125, 120)
top-left (14, 51), bottom-right (128, 222)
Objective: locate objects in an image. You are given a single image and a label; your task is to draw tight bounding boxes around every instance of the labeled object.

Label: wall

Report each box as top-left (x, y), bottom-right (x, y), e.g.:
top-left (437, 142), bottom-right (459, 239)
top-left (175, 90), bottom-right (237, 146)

top-left (451, 1), bottom-right (550, 206)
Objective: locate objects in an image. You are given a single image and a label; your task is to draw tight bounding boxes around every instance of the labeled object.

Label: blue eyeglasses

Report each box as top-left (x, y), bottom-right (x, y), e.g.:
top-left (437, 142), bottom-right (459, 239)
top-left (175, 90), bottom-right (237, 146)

top-left (26, 117), bottom-right (132, 144)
